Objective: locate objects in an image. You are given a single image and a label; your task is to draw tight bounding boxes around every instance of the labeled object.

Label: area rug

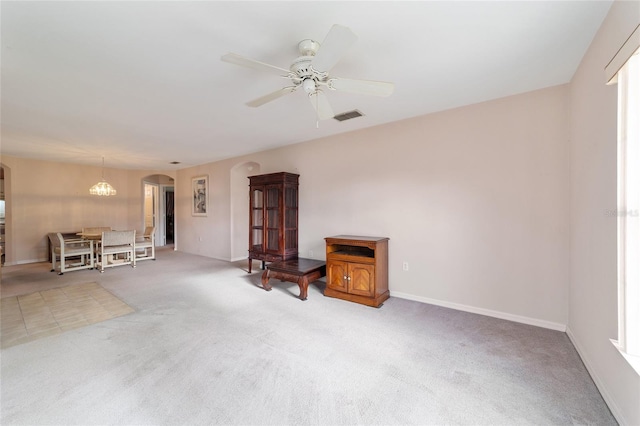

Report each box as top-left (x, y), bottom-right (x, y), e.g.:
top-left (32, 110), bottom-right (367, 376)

top-left (1, 282), bottom-right (134, 349)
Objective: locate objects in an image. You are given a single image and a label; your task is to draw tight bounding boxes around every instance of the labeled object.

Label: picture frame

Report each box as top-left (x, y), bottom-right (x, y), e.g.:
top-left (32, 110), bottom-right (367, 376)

top-left (191, 175), bottom-right (208, 216)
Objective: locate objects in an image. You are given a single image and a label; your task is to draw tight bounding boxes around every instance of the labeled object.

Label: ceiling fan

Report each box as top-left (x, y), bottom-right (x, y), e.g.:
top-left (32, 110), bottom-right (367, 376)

top-left (221, 25), bottom-right (394, 120)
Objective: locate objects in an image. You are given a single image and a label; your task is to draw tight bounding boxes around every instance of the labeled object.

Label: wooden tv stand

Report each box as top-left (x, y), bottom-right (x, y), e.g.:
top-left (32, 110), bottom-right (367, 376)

top-left (324, 235), bottom-right (389, 307)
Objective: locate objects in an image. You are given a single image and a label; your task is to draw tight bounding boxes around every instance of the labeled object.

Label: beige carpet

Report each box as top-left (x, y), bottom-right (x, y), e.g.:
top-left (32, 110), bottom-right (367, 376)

top-left (1, 282), bottom-right (134, 349)
top-left (0, 251), bottom-right (617, 425)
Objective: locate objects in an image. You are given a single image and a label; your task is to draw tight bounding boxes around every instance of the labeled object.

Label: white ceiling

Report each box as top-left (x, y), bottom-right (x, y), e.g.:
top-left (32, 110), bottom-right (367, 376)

top-left (1, 1), bottom-right (612, 170)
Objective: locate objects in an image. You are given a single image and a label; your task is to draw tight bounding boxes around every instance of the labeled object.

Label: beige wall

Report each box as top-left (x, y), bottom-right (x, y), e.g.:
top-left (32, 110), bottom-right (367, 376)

top-left (175, 163), bottom-right (229, 259)
top-left (568, 1), bottom-right (640, 424)
top-left (178, 84), bottom-right (570, 331)
top-left (0, 156), bottom-right (175, 264)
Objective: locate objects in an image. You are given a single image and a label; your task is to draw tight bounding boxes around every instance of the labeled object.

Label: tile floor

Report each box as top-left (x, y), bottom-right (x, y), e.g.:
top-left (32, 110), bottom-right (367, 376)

top-left (1, 282), bottom-right (134, 349)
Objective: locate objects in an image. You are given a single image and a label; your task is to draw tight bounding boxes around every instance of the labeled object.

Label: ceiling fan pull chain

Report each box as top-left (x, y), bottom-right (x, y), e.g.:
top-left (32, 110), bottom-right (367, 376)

top-left (316, 92), bottom-right (320, 128)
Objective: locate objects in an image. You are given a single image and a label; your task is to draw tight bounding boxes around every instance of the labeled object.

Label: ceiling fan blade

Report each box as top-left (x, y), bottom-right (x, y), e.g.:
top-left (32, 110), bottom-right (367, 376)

top-left (329, 78), bottom-right (395, 97)
top-left (308, 90), bottom-right (334, 120)
top-left (246, 86), bottom-right (297, 107)
top-left (311, 25), bottom-right (358, 72)
top-left (221, 53), bottom-right (291, 77)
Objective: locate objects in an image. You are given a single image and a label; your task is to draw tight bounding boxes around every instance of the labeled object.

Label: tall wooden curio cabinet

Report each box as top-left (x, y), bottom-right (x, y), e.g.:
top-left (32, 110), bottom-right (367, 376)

top-left (248, 172), bottom-right (299, 273)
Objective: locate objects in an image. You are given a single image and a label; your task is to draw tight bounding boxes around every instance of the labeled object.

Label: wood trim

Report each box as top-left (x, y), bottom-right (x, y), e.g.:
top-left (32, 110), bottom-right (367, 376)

top-left (605, 23), bottom-right (640, 84)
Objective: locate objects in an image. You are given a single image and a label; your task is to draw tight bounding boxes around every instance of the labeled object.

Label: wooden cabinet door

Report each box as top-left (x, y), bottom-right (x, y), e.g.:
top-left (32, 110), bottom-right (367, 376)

top-left (249, 187), bottom-right (264, 252)
top-left (264, 185), bottom-right (281, 254)
top-left (327, 261), bottom-right (348, 292)
top-left (348, 263), bottom-right (375, 297)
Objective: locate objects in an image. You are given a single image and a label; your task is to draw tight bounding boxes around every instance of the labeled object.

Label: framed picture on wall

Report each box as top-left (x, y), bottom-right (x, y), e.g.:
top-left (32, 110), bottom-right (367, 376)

top-left (192, 175), bottom-right (208, 216)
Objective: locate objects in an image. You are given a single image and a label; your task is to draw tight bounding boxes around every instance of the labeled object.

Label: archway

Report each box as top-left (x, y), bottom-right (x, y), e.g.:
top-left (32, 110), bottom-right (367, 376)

top-left (142, 174), bottom-right (174, 247)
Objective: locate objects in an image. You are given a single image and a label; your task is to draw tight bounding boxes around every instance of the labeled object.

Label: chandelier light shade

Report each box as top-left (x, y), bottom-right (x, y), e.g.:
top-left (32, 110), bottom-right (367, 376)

top-left (89, 157), bottom-right (117, 196)
top-left (89, 179), bottom-right (117, 196)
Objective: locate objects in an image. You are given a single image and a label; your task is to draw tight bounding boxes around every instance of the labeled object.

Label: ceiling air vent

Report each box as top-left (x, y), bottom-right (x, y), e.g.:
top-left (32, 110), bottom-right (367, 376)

top-left (333, 110), bottom-right (364, 122)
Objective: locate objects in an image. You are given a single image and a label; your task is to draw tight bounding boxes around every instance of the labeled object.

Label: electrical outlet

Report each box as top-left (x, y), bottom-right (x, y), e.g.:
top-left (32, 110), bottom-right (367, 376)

top-left (199, 237), bottom-right (203, 242)
top-left (309, 250), bottom-right (314, 258)
top-left (402, 261), bottom-right (409, 271)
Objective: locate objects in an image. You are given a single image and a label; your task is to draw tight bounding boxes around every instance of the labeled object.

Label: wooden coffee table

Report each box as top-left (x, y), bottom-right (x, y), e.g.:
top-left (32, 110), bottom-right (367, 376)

top-left (261, 258), bottom-right (326, 301)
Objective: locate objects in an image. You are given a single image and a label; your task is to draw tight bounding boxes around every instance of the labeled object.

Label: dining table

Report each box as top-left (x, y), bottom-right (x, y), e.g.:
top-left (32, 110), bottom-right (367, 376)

top-left (76, 232), bottom-right (103, 240)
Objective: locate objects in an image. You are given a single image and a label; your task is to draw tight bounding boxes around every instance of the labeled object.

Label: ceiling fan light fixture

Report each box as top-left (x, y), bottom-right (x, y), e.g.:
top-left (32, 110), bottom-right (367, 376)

top-left (302, 78), bottom-right (316, 94)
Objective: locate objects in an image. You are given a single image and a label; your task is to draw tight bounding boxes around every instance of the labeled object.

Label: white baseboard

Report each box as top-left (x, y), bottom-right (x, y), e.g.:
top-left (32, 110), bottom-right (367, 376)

top-left (566, 327), bottom-right (625, 425)
top-left (14, 258), bottom-right (47, 265)
top-left (230, 256), bottom-right (248, 262)
top-left (1, 260), bottom-right (42, 267)
top-left (390, 291), bottom-right (567, 332)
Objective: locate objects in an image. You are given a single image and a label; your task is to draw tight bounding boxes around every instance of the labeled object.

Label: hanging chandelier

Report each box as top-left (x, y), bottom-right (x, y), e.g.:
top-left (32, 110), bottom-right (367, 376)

top-left (89, 157), bottom-right (117, 196)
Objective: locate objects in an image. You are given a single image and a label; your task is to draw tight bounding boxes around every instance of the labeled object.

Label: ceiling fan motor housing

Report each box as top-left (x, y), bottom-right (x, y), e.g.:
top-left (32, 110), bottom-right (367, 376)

top-left (290, 40), bottom-right (328, 93)
top-left (290, 55), bottom-right (315, 78)
top-left (297, 39), bottom-right (320, 56)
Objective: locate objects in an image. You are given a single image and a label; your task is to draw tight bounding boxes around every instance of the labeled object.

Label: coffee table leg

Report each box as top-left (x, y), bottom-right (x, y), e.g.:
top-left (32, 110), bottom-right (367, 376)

top-left (297, 277), bottom-right (309, 301)
top-left (261, 269), bottom-right (272, 291)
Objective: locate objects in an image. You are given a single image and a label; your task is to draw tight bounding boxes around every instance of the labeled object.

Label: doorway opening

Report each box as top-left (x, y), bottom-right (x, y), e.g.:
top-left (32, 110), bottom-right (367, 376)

top-left (165, 188), bottom-right (175, 244)
top-left (142, 174), bottom-right (174, 247)
top-left (0, 165), bottom-right (6, 266)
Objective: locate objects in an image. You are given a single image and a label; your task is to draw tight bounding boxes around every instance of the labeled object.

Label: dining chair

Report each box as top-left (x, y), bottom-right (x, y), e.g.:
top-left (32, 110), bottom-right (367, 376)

top-left (98, 230), bottom-right (136, 272)
top-left (135, 226), bottom-right (156, 261)
top-left (48, 232), bottom-right (94, 275)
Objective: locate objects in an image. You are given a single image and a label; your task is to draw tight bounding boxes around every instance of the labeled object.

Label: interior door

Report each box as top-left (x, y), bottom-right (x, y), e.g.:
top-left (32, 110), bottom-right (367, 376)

top-left (144, 183), bottom-right (156, 229)
top-left (144, 183), bottom-right (165, 246)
